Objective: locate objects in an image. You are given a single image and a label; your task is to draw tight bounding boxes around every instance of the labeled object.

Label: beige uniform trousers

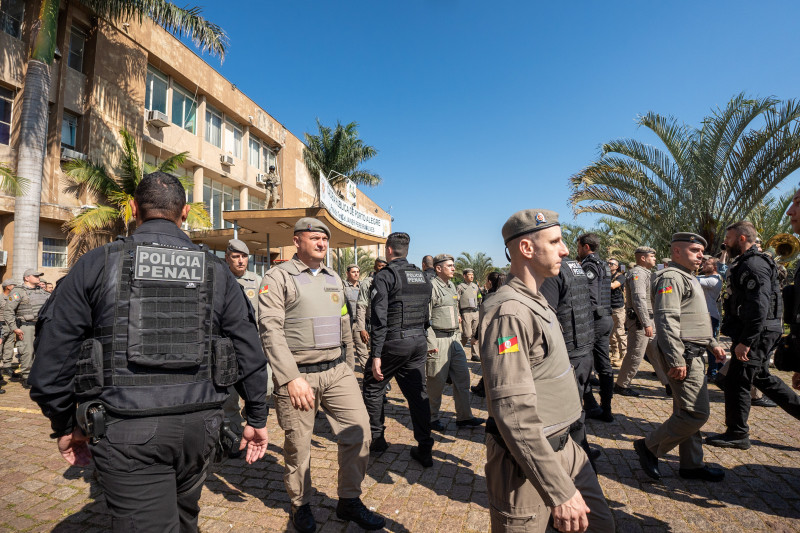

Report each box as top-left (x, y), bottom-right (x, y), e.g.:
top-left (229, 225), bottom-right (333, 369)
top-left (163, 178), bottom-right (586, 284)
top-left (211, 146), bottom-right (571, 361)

top-left (15, 325), bottom-right (35, 378)
top-left (718, 357), bottom-right (763, 400)
top-left (1, 330), bottom-right (16, 369)
top-left (352, 323), bottom-right (370, 370)
top-left (486, 435), bottom-right (615, 533)
top-left (274, 361), bottom-right (370, 506)
top-left (616, 320), bottom-right (669, 388)
top-left (644, 355), bottom-right (709, 469)
top-left (460, 310), bottom-right (480, 359)
top-left (427, 329), bottom-right (473, 422)
top-left (609, 307), bottom-right (627, 366)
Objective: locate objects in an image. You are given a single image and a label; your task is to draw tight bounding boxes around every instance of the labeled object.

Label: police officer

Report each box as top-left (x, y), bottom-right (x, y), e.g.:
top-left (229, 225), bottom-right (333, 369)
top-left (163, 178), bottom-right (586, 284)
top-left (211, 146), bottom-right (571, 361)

top-left (4, 268), bottom-right (50, 389)
top-left (540, 254), bottom-right (599, 464)
top-left (426, 254), bottom-right (483, 431)
top-left (259, 217), bottom-right (384, 532)
top-left (457, 267), bottom-right (482, 361)
top-left (480, 209), bottom-right (614, 533)
top-left (706, 221), bottom-right (800, 449)
top-left (28, 172), bottom-right (270, 531)
top-left (0, 279), bottom-right (17, 381)
top-left (633, 233), bottom-right (726, 482)
top-left (576, 233), bottom-right (614, 422)
top-left (355, 257), bottom-right (387, 370)
top-left (421, 254), bottom-right (436, 282)
top-left (362, 232), bottom-right (435, 467)
top-left (608, 258), bottom-right (626, 367)
top-left (343, 263), bottom-right (363, 370)
top-left (778, 188), bottom-right (800, 391)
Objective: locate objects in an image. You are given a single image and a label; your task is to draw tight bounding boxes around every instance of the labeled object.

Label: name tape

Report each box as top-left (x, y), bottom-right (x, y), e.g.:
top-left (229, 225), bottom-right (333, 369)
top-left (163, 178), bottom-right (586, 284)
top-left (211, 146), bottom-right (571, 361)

top-left (134, 246), bottom-right (205, 283)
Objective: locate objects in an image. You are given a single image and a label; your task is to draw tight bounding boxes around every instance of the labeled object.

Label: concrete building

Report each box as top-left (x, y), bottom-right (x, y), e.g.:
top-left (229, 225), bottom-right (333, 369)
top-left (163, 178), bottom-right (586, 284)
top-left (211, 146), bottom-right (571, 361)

top-left (0, 0), bottom-right (388, 282)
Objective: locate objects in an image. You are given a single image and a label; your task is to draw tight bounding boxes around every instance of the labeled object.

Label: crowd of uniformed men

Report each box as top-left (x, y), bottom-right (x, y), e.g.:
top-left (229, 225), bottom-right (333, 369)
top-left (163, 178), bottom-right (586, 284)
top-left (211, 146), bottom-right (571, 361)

top-left (1, 171), bottom-right (797, 532)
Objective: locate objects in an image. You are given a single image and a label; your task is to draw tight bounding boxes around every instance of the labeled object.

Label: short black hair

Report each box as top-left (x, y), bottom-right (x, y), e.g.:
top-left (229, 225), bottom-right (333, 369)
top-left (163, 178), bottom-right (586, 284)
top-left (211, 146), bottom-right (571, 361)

top-left (134, 171), bottom-right (186, 221)
top-left (422, 255), bottom-right (433, 268)
top-left (726, 221), bottom-right (758, 243)
top-left (386, 232), bottom-right (410, 257)
top-left (577, 233), bottom-right (601, 252)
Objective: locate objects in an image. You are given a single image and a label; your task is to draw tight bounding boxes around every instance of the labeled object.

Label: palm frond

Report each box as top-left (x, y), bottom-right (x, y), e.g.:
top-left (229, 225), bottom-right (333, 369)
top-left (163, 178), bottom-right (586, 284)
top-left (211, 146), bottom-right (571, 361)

top-left (0, 162), bottom-right (30, 196)
top-left (62, 157), bottom-right (121, 199)
top-left (185, 202), bottom-right (211, 229)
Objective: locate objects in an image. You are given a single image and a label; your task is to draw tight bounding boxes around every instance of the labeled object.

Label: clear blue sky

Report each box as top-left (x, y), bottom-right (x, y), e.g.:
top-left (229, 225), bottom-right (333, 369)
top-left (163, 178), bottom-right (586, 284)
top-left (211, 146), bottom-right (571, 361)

top-left (195, 1), bottom-right (800, 266)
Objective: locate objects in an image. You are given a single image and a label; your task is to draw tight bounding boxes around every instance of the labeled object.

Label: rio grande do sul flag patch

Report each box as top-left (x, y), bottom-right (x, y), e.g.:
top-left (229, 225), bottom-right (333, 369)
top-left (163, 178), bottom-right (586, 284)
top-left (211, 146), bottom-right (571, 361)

top-left (658, 285), bottom-right (673, 295)
top-left (497, 335), bottom-right (519, 355)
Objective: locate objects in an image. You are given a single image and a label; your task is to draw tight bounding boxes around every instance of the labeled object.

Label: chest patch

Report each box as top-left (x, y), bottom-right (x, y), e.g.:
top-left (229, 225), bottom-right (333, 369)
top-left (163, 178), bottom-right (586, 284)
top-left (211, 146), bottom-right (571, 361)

top-left (405, 271), bottom-right (426, 284)
top-left (246, 289), bottom-right (256, 299)
top-left (567, 261), bottom-right (585, 278)
top-left (134, 246), bottom-right (205, 282)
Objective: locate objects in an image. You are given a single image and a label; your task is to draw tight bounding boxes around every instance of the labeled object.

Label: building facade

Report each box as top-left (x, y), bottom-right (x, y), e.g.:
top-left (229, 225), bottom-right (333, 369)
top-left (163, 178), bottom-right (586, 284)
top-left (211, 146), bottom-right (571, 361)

top-left (0, 0), bottom-right (388, 282)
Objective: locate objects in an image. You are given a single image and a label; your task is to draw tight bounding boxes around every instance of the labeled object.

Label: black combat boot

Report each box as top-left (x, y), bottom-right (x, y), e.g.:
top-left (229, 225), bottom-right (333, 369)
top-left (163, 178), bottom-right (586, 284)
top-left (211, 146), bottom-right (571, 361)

top-left (290, 503), bottom-right (316, 533)
top-left (336, 497), bottom-right (386, 530)
top-left (410, 443), bottom-right (433, 467)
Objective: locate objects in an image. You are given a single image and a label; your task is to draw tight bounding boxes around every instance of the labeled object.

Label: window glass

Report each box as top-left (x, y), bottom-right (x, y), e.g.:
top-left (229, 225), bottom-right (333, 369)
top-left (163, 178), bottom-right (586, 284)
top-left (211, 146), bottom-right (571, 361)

top-left (61, 112), bottom-right (78, 149)
top-left (0, 86), bottom-right (12, 145)
top-left (248, 195), bottom-right (265, 210)
top-left (248, 137), bottom-right (260, 168)
top-left (263, 146), bottom-right (278, 172)
top-left (0, 0), bottom-right (25, 39)
top-left (225, 120), bottom-right (242, 158)
top-left (145, 66), bottom-right (168, 114)
top-left (171, 83), bottom-right (196, 133)
top-left (42, 238), bottom-right (68, 268)
top-left (67, 26), bottom-right (86, 72)
top-left (205, 106), bottom-right (222, 148)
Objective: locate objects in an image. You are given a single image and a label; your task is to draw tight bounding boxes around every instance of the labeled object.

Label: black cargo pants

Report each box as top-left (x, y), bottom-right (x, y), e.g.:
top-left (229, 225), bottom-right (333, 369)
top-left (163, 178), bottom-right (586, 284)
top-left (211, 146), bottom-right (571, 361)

top-left (89, 408), bottom-right (223, 532)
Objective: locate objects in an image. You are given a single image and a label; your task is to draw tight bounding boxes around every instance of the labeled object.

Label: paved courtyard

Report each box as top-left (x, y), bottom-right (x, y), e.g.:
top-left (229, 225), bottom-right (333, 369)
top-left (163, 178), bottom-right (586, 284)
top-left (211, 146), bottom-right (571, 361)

top-left (1, 351), bottom-right (799, 532)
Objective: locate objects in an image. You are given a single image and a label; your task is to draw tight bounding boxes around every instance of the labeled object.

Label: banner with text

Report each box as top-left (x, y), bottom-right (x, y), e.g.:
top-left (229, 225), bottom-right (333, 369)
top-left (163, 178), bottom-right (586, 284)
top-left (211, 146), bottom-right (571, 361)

top-left (319, 173), bottom-right (388, 237)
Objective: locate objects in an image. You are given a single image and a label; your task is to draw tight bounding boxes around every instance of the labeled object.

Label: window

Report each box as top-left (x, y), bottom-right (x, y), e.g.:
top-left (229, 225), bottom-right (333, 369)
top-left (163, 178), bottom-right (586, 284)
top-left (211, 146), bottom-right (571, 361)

top-left (171, 83), bottom-right (196, 133)
top-left (205, 106), bottom-right (222, 148)
top-left (224, 120), bottom-right (242, 158)
top-left (263, 145), bottom-right (277, 172)
top-left (61, 112), bottom-right (78, 149)
top-left (203, 177), bottom-right (239, 229)
top-left (0, 0), bottom-right (24, 39)
top-left (145, 65), bottom-right (168, 114)
top-left (248, 195), bottom-right (265, 210)
top-left (67, 26), bottom-right (86, 72)
top-left (0, 87), bottom-right (12, 145)
top-left (248, 137), bottom-right (261, 168)
top-left (42, 238), bottom-right (67, 268)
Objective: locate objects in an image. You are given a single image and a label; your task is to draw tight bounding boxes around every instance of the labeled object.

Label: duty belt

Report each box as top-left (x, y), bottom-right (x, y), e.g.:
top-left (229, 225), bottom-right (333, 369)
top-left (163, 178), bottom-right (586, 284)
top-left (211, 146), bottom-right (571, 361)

top-left (682, 342), bottom-right (706, 360)
top-left (386, 328), bottom-right (425, 340)
top-left (460, 308), bottom-right (478, 313)
top-left (486, 417), bottom-right (570, 453)
top-left (297, 352), bottom-right (345, 373)
top-left (19, 320), bottom-right (37, 326)
top-left (432, 328), bottom-right (459, 337)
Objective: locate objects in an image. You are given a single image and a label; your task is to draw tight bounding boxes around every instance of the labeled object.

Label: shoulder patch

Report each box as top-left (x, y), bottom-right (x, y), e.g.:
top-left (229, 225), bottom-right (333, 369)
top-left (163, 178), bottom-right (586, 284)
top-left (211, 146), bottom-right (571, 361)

top-left (586, 270), bottom-right (596, 280)
top-left (259, 284), bottom-right (269, 294)
top-left (746, 279), bottom-right (757, 290)
top-left (657, 285), bottom-right (673, 295)
top-left (497, 335), bottom-right (519, 355)
top-left (12, 293), bottom-right (19, 301)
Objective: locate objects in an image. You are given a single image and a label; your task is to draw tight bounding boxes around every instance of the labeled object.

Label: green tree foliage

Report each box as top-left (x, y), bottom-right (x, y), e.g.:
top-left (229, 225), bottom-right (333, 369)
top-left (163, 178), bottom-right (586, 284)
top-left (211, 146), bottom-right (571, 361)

top-left (330, 247), bottom-right (377, 280)
top-left (570, 93), bottom-right (800, 254)
top-left (62, 129), bottom-right (210, 265)
top-left (748, 191), bottom-right (794, 246)
top-left (0, 162), bottom-right (28, 196)
top-left (303, 120), bottom-right (381, 191)
top-left (455, 252), bottom-right (495, 285)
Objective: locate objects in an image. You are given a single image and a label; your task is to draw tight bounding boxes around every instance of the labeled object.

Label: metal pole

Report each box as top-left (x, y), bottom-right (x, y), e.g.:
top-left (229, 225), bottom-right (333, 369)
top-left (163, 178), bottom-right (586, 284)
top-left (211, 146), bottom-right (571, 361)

top-left (267, 233), bottom-right (271, 269)
top-left (233, 221), bottom-right (238, 239)
top-left (354, 239), bottom-right (357, 267)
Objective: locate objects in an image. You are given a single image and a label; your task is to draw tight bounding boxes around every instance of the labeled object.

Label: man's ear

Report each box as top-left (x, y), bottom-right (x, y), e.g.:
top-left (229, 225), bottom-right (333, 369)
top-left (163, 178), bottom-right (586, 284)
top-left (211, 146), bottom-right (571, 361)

top-left (180, 204), bottom-right (190, 223)
top-left (130, 199), bottom-right (139, 220)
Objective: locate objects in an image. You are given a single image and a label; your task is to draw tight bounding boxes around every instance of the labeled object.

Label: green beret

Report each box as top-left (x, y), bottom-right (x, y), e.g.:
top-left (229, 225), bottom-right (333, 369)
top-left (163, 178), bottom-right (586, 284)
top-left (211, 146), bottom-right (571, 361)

top-left (294, 217), bottom-right (331, 238)
top-left (227, 238), bottom-right (250, 255)
top-left (502, 209), bottom-right (560, 244)
top-left (433, 253), bottom-right (454, 265)
top-left (672, 232), bottom-right (707, 248)
top-left (634, 246), bottom-right (655, 255)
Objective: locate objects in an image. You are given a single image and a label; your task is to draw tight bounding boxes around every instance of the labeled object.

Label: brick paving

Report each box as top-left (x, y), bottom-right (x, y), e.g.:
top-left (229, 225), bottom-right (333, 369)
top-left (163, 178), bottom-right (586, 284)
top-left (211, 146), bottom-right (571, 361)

top-left (1, 347), bottom-right (799, 532)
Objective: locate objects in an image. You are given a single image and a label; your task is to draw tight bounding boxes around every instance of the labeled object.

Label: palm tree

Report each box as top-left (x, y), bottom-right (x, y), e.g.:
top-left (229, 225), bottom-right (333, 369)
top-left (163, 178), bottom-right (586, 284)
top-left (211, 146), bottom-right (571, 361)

top-left (455, 252), bottom-right (494, 285)
top-left (12, 0), bottom-right (226, 277)
top-left (560, 223), bottom-right (590, 258)
top-left (330, 247), bottom-right (376, 280)
top-left (303, 120), bottom-right (380, 196)
top-left (62, 129), bottom-right (210, 265)
top-left (570, 93), bottom-right (800, 254)
top-left (749, 191), bottom-right (795, 247)
top-left (597, 218), bottom-right (643, 266)
top-left (0, 162), bottom-right (28, 196)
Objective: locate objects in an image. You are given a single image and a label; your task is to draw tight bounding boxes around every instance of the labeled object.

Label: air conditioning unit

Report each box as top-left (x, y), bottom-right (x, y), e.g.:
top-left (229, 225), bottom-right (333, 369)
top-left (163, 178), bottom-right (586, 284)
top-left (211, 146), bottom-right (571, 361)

top-left (60, 146), bottom-right (87, 161)
top-left (256, 173), bottom-right (269, 185)
top-left (220, 154), bottom-right (235, 166)
top-left (0, 250), bottom-right (6, 266)
top-left (146, 109), bottom-right (170, 128)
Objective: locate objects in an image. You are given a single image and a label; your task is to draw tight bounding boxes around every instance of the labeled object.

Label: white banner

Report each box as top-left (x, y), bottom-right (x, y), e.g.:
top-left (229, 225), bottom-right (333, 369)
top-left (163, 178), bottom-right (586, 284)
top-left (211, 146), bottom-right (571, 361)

top-left (319, 173), bottom-right (388, 237)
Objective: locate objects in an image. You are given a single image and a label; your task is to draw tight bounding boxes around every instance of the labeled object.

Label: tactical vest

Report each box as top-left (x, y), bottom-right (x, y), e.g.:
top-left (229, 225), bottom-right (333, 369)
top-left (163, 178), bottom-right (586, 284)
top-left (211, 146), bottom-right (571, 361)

top-left (236, 272), bottom-right (260, 307)
top-left (786, 269), bottom-right (800, 331)
top-left (722, 249), bottom-right (782, 336)
top-left (385, 261), bottom-right (431, 331)
top-left (75, 238), bottom-right (228, 415)
top-left (483, 285), bottom-right (582, 436)
top-left (459, 283), bottom-right (480, 311)
top-left (430, 277), bottom-right (459, 332)
top-left (610, 272), bottom-right (625, 309)
top-left (625, 266), bottom-right (653, 315)
top-left (343, 282), bottom-right (360, 308)
top-left (582, 254), bottom-right (611, 315)
top-left (13, 286), bottom-right (50, 322)
top-left (652, 267), bottom-right (713, 342)
top-left (556, 260), bottom-right (594, 354)
top-left (277, 261), bottom-right (343, 351)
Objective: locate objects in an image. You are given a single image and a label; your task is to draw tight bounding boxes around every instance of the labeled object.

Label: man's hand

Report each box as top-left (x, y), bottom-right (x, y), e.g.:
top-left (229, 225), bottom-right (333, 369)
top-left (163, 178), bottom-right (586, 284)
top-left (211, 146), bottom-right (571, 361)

top-left (644, 326), bottom-right (653, 338)
top-left (667, 366), bottom-right (687, 381)
top-left (287, 377), bottom-right (315, 411)
top-left (57, 428), bottom-right (92, 466)
top-left (239, 425), bottom-right (269, 464)
top-left (14, 328), bottom-right (23, 341)
top-left (550, 490), bottom-right (590, 533)
top-left (712, 346), bottom-right (726, 363)
top-left (372, 358), bottom-right (384, 381)
top-left (792, 372), bottom-right (800, 391)
top-left (734, 343), bottom-right (750, 362)
top-left (359, 330), bottom-right (370, 344)
top-left (427, 349), bottom-right (438, 354)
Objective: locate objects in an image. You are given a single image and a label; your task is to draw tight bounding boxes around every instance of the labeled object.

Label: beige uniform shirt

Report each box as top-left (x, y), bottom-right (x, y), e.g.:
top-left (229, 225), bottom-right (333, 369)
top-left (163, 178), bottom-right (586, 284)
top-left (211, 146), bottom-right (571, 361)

top-left (258, 256), bottom-right (354, 387)
top-left (235, 270), bottom-right (261, 311)
top-left (626, 265), bottom-right (653, 328)
top-left (457, 282), bottom-right (481, 310)
top-left (478, 275), bottom-right (579, 507)
top-left (355, 274), bottom-right (373, 332)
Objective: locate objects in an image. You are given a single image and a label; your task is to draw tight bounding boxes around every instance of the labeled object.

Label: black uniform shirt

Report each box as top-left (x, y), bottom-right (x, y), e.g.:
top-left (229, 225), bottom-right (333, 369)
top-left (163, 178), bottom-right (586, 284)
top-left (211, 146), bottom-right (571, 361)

top-left (29, 219), bottom-right (269, 436)
top-left (580, 253), bottom-right (603, 312)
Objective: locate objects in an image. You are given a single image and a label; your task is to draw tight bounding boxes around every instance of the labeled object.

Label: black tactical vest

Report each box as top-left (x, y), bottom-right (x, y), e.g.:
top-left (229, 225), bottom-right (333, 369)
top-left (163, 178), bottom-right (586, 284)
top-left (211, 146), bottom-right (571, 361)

top-left (385, 260), bottom-right (431, 331)
top-left (582, 254), bottom-right (612, 315)
top-left (74, 238), bottom-right (228, 415)
top-left (556, 261), bottom-right (594, 355)
top-left (722, 248), bottom-right (782, 336)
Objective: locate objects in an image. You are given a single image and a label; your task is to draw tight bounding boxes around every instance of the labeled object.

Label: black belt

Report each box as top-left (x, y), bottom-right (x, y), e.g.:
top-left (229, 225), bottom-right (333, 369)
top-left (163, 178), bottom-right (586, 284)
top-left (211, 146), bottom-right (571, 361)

top-left (460, 308), bottom-right (478, 313)
top-left (683, 342), bottom-right (706, 360)
top-left (386, 328), bottom-right (425, 340)
top-left (297, 353), bottom-right (345, 373)
top-left (20, 321), bottom-right (37, 326)
top-left (486, 417), bottom-right (570, 453)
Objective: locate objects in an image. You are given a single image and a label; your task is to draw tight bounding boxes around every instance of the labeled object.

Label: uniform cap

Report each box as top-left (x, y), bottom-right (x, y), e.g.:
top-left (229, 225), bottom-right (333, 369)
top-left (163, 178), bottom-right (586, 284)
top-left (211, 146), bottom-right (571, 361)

top-left (462, 268), bottom-right (474, 274)
top-left (702, 254), bottom-right (712, 260)
top-left (226, 238), bottom-right (250, 255)
top-left (294, 217), bottom-right (331, 238)
top-left (1, 279), bottom-right (15, 287)
top-left (433, 253), bottom-right (454, 265)
top-left (346, 263), bottom-right (359, 271)
top-left (661, 258), bottom-right (671, 264)
top-left (375, 256), bottom-right (388, 264)
top-left (634, 246), bottom-right (655, 255)
top-left (671, 232), bottom-right (707, 248)
top-left (502, 209), bottom-right (560, 244)
top-left (23, 269), bottom-right (44, 278)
